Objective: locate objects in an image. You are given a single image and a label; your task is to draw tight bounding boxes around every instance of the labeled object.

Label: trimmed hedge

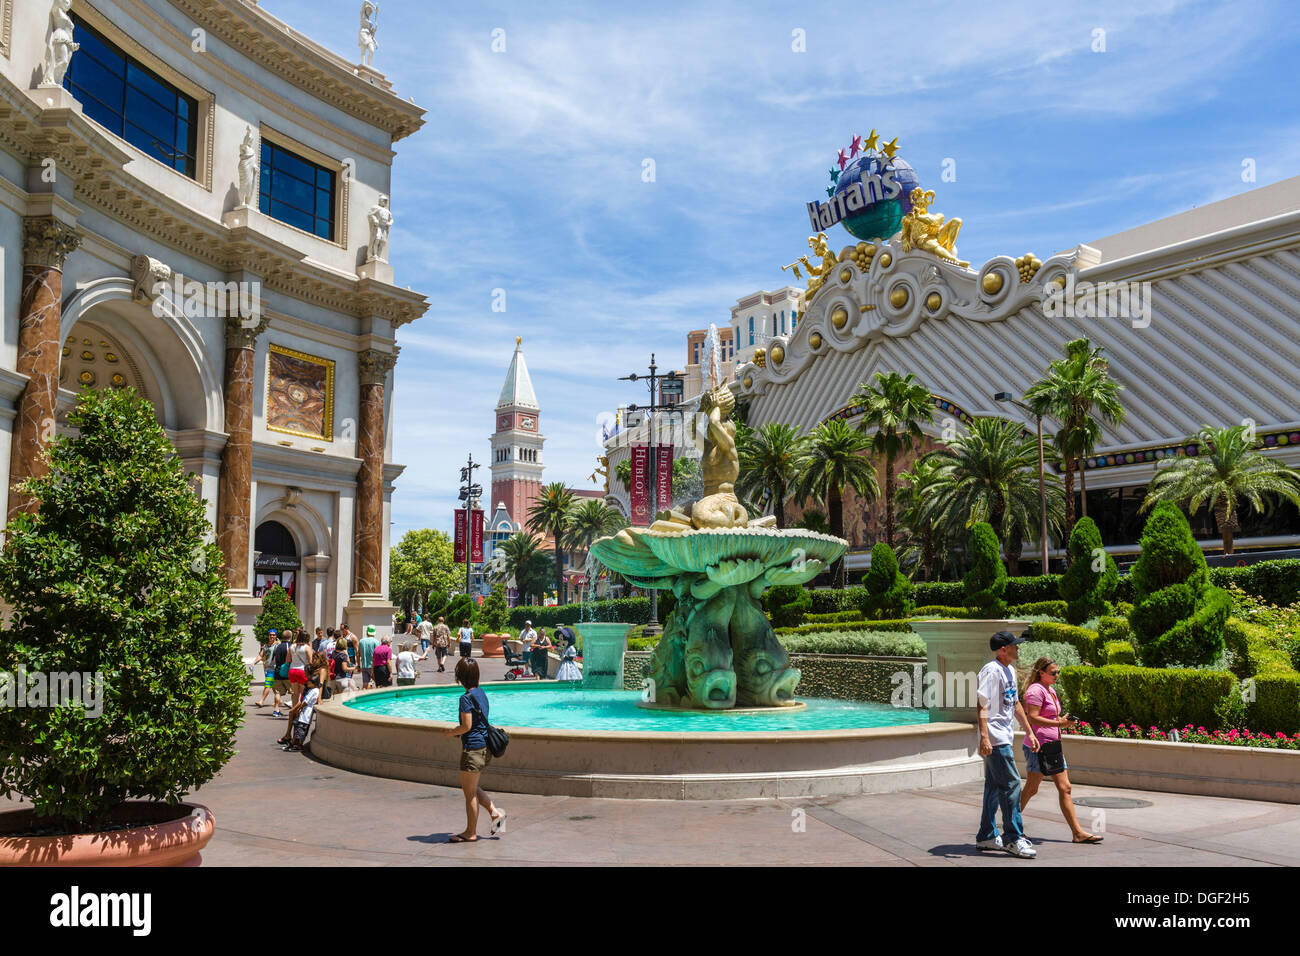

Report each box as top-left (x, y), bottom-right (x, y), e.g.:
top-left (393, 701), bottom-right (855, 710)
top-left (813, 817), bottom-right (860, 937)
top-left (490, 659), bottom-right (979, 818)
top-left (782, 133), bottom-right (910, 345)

top-left (508, 598), bottom-right (650, 629)
top-left (810, 587), bottom-right (868, 614)
top-left (764, 584), bottom-right (812, 628)
top-left (780, 631), bottom-right (926, 657)
top-left (1097, 616), bottom-right (1132, 646)
top-left (1059, 517), bottom-right (1119, 625)
top-left (805, 610), bottom-right (868, 624)
top-left (775, 619), bottom-right (915, 636)
top-left (860, 542), bottom-right (913, 620)
top-left (1059, 664), bottom-right (1238, 730)
top-left (1011, 600), bottom-right (1068, 619)
top-left (1210, 560), bottom-right (1300, 608)
top-left (1250, 675), bottom-right (1300, 733)
top-left (911, 581), bottom-right (965, 607)
top-left (1005, 575), bottom-right (1064, 605)
top-left (963, 522), bottom-right (1007, 615)
top-left (1100, 640), bottom-right (1138, 665)
top-left (1028, 621), bottom-right (1100, 664)
top-left (1223, 619), bottom-right (1296, 679)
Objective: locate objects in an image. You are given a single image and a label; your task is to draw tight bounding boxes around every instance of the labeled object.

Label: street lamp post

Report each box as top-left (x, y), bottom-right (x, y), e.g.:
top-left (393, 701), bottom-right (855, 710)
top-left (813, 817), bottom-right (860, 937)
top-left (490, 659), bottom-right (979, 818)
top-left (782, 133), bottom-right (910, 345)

top-left (457, 453), bottom-right (482, 598)
top-left (994, 392), bottom-right (1049, 576)
top-left (619, 356), bottom-right (682, 635)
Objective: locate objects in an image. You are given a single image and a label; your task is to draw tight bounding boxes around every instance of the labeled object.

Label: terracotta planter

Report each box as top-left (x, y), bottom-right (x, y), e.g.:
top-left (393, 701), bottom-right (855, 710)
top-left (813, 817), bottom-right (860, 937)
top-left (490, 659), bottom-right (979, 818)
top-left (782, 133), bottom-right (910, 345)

top-left (481, 633), bottom-right (505, 657)
top-left (0, 802), bottom-right (215, 867)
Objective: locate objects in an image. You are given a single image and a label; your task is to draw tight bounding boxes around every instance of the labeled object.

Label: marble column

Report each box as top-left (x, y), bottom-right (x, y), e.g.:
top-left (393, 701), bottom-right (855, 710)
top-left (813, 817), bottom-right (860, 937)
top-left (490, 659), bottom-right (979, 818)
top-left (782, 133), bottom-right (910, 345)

top-left (354, 349), bottom-right (396, 595)
top-left (8, 217), bottom-right (81, 520)
top-left (216, 315), bottom-right (269, 588)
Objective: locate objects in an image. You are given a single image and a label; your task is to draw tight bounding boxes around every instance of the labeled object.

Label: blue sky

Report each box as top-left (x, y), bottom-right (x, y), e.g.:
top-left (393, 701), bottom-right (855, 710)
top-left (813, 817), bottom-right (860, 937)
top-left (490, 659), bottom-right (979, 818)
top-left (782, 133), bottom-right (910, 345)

top-left (260, 0), bottom-right (1300, 539)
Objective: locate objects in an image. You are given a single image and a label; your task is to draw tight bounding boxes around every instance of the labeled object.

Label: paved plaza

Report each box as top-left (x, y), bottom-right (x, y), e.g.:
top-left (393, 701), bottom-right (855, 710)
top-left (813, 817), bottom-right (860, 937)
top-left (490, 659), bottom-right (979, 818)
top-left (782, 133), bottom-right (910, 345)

top-left (181, 658), bottom-right (1300, 867)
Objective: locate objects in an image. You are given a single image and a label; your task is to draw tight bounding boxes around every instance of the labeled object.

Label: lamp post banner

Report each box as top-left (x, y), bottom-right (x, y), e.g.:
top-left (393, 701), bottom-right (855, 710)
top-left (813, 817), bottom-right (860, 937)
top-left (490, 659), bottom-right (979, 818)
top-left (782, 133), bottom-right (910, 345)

top-left (470, 509), bottom-right (484, 564)
top-left (454, 508), bottom-right (467, 564)
top-left (630, 444), bottom-right (650, 525)
top-left (656, 443), bottom-right (673, 512)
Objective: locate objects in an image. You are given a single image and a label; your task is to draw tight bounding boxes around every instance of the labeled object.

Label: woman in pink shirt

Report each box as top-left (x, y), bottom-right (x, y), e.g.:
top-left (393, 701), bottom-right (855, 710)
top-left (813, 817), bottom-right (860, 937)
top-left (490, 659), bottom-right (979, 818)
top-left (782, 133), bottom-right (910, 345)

top-left (372, 637), bottom-right (395, 687)
top-left (1020, 657), bottom-right (1102, 844)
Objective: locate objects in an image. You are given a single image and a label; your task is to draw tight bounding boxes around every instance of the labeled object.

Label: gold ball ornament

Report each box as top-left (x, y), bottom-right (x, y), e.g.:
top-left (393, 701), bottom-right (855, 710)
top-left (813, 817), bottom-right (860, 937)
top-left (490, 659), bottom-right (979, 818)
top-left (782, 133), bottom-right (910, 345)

top-left (809, 331), bottom-right (823, 349)
top-left (982, 272), bottom-right (1004, 295)
top-left (770, 345), bottom-right (785, 365)
top-left (742, 375), bottom-right (753, 389)
top-left (831, 307), bottom-right (848, 329)
top-left (839, 268), bottom-right (852, 283)
top-left (878, 251), bottom-right (892, 268)
top-left (925, 292), bottom-right (942, 311)
top-left (889, 286), bottom-right (909, 308)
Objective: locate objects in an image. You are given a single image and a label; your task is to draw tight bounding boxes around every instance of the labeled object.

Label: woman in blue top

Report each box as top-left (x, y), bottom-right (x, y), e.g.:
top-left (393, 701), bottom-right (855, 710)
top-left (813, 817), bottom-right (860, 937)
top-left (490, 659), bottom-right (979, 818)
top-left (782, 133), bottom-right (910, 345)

top-left (442, 658), bottom-right (505, 843)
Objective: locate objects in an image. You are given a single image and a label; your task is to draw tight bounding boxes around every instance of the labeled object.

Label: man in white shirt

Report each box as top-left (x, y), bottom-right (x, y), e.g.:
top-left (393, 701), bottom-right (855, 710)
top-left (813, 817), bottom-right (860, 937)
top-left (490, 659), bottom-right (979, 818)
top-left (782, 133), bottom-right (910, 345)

top-left (519, 621), bottom-right (537, 676)
top-left (976, 630), bottom-right (1041, 859)
top-left (416, 616), bottom-right (434, 653)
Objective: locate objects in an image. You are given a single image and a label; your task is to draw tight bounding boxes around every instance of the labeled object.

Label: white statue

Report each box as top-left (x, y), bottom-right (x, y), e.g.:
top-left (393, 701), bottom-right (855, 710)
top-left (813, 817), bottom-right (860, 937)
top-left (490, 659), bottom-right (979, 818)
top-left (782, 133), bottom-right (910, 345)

top-left (236, 127), bottom-right (258, 208)
top-left (358, 2), bottom-right (379, 67)
top-left (367, 195), bottom-right (393, 262)
top-left (41, 0), bottom-right (80, 88)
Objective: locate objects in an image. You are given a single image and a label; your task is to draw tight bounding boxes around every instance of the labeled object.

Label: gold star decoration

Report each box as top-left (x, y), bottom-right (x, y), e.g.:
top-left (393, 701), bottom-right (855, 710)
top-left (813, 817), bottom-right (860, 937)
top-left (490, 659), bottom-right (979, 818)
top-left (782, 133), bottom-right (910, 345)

top-left (881, 136), bottom-right (900, 159)
top-left (863, 129), bottom-right (880, 153)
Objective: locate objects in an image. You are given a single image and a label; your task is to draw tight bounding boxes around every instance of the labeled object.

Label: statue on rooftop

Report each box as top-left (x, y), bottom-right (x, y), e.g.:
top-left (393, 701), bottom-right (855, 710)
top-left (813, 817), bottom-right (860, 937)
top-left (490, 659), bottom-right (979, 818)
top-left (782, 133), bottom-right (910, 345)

top-left (358, 2), bottom-right (379, 68)
top-left (41, 0), bottom-right (80, 88)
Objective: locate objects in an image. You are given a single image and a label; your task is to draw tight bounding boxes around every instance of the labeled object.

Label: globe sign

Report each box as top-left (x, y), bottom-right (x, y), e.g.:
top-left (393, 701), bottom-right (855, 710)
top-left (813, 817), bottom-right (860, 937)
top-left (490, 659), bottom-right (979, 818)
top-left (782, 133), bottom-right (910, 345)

top-left (834, 155), bottom-right (920, 241)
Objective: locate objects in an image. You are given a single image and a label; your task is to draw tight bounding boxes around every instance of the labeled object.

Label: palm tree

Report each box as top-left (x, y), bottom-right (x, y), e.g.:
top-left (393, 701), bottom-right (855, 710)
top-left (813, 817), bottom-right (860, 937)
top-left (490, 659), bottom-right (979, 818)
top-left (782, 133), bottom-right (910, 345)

top-left (526, 482), bottom-right (576, 604)
top-left (491, 531), bottom-right (554, 605)
top-left (736, 422), bottom-right (808, 528)
top-left (1024, 338), bottom-right (1125, 533)
top-left (1142, 424), bottom-right (1300, 555)
top-left (850, 371), bottom-right (934, 548)
top-left (791, 419), bottom-right (879, 585)
top-left (921, 417), bottom-right (1065, 569)
top-left (564, 499), bottom-right (626, 559)
top-left (897, 456), bottom-right (945, 581)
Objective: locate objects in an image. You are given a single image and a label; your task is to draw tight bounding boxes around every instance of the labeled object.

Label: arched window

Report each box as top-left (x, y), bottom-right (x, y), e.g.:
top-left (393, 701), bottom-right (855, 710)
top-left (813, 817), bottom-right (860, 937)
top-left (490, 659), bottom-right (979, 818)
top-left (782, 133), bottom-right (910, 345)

top-left (748, 316), bottom-right (754, 345)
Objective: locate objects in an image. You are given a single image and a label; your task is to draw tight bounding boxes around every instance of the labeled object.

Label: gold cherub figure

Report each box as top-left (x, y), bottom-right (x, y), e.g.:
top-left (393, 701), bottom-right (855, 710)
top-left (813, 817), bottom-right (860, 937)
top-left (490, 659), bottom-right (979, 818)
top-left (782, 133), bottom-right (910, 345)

top-left (900, 188), bottom-right (969, 267)
top-left (787, 232), bottom-right (838, 299)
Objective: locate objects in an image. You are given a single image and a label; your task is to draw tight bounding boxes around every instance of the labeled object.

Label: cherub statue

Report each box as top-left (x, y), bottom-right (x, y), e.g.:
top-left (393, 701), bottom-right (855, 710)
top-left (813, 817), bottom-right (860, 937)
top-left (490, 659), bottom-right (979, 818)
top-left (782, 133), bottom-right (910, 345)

top-left (796, 232), bottom-right (838, 298)
top-left (236, 127), bottom-right (258, 208)
top-left (367, 195), bottom-right (393, 262)
top-left (900, 187), bottom-right (969, 267)
top-left (41, 0), bottom-right (80, 88)
top-left (358, 2), bottom-right (379, 67)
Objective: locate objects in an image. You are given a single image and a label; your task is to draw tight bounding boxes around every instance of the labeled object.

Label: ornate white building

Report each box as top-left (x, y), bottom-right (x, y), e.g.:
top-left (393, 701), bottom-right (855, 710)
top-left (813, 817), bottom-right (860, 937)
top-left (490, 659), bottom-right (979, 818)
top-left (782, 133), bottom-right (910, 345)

top-left (0, 1), bottom-right (428, 652)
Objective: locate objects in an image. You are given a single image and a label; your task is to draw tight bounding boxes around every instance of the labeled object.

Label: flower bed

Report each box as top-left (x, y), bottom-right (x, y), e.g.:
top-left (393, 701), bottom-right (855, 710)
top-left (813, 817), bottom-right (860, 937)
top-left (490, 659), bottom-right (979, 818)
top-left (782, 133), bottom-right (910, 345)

top-left (1067, 721), bottom-right (1300, 750)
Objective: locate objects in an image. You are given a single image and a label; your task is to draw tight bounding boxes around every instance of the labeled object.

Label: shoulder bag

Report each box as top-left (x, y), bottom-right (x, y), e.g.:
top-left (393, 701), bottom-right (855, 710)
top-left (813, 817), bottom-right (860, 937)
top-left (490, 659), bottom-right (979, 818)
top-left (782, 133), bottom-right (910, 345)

top-left (467, 694), bottom-right (509, 758)
top-left (1036, 685), bottom-right (1066, 775)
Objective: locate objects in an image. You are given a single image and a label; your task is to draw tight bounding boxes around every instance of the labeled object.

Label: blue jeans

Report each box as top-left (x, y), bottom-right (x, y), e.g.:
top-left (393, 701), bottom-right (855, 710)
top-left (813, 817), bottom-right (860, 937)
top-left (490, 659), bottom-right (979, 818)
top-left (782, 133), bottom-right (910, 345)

top-left (977, 744), bottom-right (1024, 843)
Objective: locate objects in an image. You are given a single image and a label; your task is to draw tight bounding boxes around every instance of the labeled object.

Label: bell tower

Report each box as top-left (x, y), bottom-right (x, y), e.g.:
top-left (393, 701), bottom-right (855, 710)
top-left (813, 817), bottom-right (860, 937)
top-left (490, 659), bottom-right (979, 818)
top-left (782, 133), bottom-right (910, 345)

top-left (490, 337), bottom-right (545, 527)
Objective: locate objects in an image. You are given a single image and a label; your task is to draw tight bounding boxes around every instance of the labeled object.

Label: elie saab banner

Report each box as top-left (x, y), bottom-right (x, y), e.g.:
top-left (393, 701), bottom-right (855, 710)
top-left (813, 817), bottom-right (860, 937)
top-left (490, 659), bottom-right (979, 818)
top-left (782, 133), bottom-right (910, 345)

top-left (630, 444), bottom-right (650, 525)
top-left (656, 444), bottom-right (673, 512)
top-left (453, 508), bottom-right (467, 563)
top-left (470, 509), bottom-right (484, 563)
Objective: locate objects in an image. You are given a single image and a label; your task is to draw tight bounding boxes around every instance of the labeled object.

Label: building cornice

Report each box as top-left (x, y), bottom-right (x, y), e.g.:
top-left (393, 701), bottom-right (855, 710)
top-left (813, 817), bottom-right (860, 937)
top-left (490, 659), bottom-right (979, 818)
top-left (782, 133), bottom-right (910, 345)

top-left (166, 0), bottom-right (425, 142)
top-left (251, 442), bottom-right (361, 490)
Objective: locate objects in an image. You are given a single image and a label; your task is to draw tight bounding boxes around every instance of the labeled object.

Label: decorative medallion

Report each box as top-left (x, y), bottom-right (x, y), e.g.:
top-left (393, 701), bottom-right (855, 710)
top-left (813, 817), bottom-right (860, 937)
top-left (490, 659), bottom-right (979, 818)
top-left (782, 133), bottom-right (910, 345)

top-left (831, 307), bottom-right (848, 329)
top-left (79, 370), bottom-right (95, 386)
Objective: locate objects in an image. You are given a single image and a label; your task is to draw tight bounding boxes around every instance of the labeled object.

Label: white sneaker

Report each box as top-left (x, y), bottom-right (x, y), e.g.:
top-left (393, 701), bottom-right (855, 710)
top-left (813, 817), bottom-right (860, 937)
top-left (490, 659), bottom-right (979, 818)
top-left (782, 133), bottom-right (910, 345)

top-left (1005, 837), bottom-right (1037, 858)
top-left (976, 836), bottom-right (1003, 851)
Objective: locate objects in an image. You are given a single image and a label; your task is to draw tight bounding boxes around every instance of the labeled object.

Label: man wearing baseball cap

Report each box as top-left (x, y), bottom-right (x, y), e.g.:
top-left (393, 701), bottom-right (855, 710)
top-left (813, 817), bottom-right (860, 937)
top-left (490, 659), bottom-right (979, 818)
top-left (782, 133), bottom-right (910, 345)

top-left (358, 625), bottom-right (380, 689)
top-left (976, 629), bottom-right (1041, 859)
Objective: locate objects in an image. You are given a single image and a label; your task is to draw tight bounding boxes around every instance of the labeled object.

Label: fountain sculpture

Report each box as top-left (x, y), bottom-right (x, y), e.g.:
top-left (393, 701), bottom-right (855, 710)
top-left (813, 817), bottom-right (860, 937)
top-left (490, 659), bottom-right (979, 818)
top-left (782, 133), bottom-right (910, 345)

top-left (589, 326), bottom-right (847, 710)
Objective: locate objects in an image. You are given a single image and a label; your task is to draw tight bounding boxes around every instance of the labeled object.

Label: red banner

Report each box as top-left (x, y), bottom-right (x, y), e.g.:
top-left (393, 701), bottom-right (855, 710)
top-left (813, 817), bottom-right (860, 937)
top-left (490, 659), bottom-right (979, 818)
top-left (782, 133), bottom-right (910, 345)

top-left (470, 509), bottom-right (484, 563)
top-left (656, 444), bottom-right (673, 513)
top-left (630, 444), bottom-right (650, 525)
top-left (453, 508), bottom-right (467, 563)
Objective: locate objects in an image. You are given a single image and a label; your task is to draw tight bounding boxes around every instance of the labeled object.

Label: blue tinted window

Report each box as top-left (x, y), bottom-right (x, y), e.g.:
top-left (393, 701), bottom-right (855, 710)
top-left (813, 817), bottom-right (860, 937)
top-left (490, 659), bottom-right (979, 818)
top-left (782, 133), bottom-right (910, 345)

top-left (259, 141), bottom-right (335, 240)
top-left (63, 17), bottom-right (197, 178)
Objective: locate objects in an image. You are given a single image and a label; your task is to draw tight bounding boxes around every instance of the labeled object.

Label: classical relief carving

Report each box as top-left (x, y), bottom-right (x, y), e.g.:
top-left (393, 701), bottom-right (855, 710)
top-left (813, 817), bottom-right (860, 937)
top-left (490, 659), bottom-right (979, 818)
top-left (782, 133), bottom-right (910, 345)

top-left (130, 254), bottom-right (172, 302)
top-left (22, 216), bottom-right (80, 270)
top-left (357, 348), bottom-right (397, 386)
top-left (224, 314), bottom-right (270, 351)
top-left (40, 0), bottom-right (79, 88)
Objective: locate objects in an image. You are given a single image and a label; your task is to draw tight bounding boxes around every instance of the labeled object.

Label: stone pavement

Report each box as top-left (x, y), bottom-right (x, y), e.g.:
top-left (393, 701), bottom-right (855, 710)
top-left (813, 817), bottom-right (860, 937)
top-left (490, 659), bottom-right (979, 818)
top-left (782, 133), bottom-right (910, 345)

top-left (190, 653), bottom-right (1300, 866)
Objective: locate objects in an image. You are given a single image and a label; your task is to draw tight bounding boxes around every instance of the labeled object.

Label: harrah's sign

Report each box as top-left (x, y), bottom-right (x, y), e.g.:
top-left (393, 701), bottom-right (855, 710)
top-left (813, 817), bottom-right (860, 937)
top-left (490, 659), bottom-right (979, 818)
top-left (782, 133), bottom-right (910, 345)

top-left (806, 169), bottom-right (902, 231)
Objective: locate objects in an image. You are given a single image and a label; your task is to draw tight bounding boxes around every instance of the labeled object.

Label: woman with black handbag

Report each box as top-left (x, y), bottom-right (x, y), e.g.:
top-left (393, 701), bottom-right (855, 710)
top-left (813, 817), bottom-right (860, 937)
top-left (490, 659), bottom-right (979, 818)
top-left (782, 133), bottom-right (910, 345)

top-left (442, 658), bottom-right (507, 843)
top-left (1020, 657), bottom-right (1102, 844)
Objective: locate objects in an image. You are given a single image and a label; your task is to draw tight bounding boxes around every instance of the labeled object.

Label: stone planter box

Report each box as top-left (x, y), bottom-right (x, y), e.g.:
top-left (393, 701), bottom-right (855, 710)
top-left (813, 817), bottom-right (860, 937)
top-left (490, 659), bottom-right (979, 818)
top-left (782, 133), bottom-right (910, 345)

top-left (1013, 732), bottom-right (1300, 804)
top-left (909, 619), bottom-right (1029, 723)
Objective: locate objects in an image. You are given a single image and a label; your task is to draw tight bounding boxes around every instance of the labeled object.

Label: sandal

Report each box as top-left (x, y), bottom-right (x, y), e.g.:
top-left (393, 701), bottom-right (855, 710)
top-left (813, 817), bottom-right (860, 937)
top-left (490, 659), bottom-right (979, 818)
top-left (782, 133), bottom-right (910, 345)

top-left (1073, 834), bottom-right (1104, 844)
top-left (448, 834), bottom-right (477, 843)
top-left (490, 812), bottom-right (507, 836)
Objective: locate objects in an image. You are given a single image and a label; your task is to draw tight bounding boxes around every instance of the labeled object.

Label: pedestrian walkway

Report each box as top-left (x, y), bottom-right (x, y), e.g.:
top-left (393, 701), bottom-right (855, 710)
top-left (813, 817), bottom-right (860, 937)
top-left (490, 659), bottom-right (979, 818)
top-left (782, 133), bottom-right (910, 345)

top-left (190, 670), bottom-right (1300, 867)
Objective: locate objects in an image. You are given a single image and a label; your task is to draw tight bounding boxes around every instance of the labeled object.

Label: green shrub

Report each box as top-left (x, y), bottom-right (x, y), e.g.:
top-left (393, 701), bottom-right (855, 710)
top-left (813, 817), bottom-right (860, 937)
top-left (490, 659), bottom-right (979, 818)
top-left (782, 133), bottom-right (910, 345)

top-left (255, 584), bottom-right (302, 646)
top-left (805, 610), bottom-right (868, 623)
top-left (1211, 560), bottom-right (1300, 608)
top-left (1097, 616), bottom-right (1132, 645)
top-left (764, 584), bottom-right (813, 628)
top-left (508, 597), bottom-right (650, 629)
top-left (477, 584), bottom-right (510, 633)
top-left (775, 619), bottom-right (915, 636)
top-left (781, 631), bottom-right (926, 657)
top-left (1027, 621), bottom-right (1100, 664)
top-left (1005, 575), bottom-right (1064, 605)
top-left (963, 522), bottom-right (1007, 616)
top-left (657, 589), bottom-right (676, 626)
top-left (1058, 665), bottom-right (1237, 730)
top-left (1016, 642), bottom-right (1082, 676)
top-left (1128, 503), bottom-right (1229, 667)
top-left (911, 581), bottom-right (966, 607)
top-left (1010, 600), bottom-right (1069, 619)
top-left (911, 605), bottom-right (981, 618)
top-left (860, 543), bottom-right (914, 620)
top-left (1100, 640), bottom-right (1137, 665)
top-left (0, 388), bottom-right (246, 831)
top-left (1223, 619), bottom-right (1296, 679)
top-left (1059, 517), bottom-right (1119, 625)
top-left (1249, 674), bottom-right (1300, 733)
top-left (809, 586), bottom-right (869, 614)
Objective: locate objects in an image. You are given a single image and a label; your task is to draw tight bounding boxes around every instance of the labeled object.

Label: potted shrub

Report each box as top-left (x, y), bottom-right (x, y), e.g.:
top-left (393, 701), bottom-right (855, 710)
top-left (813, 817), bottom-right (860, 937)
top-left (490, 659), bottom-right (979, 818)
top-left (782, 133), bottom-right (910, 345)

top-left (0, 389), bottom-right (246, 865)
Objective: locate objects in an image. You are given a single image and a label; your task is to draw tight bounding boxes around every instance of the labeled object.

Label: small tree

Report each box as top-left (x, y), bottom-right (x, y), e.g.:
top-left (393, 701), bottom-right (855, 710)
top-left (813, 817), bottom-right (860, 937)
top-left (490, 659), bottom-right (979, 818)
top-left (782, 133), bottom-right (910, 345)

top-left (0, 388), bottom-right (246, 831)
top-left (479, 584), bottom-right (510, 632)
top-left (963, 522), bottom-right (1008, 616)
top-left (1058, 517), bottom-right (1118, 624)
top-left (860, 542), bottom-right (914, 619)
top-left (255, 585), bottom-right (302, 646)
top-left (1128, 503), bottom-right (1230, 666)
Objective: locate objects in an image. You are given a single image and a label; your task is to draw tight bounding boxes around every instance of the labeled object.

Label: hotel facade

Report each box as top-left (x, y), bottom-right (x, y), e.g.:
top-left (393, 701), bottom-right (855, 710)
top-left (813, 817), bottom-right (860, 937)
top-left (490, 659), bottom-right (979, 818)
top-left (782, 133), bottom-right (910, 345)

top-left (0, 0), bottom-right (428, 652)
